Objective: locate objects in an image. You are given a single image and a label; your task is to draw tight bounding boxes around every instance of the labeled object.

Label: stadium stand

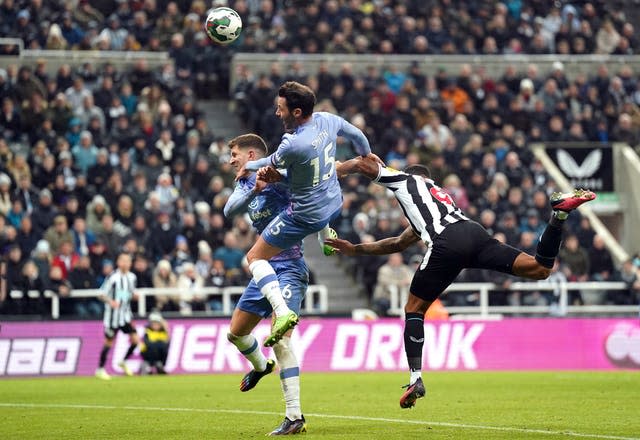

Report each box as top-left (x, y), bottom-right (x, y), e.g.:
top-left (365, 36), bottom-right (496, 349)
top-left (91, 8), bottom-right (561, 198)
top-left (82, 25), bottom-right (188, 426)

top-left (1, 1), bottom-right (640, 318)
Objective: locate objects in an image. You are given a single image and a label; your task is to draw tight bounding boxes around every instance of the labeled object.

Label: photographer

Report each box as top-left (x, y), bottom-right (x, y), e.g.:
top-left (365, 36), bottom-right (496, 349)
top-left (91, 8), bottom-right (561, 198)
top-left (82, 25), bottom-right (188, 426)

top-left (139, 311), bottom-right (170, 375)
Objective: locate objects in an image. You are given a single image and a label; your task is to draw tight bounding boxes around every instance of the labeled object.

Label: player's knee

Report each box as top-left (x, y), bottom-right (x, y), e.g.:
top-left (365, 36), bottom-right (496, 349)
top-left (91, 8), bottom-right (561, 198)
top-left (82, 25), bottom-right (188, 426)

top-left (533, 266), bottom-right (551, 280)
top-left (405, 293), bottom-right (431, 314)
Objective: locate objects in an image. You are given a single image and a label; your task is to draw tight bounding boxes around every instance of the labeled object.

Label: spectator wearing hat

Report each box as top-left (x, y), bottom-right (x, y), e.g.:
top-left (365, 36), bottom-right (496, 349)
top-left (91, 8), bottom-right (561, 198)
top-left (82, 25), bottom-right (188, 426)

top-left (154, 172), bottom-right (178, 213)
top-left (0, 173), bottom-right (13, 216)
top-left (86, 148), bottom-right (112, 193)
top-left (141, 150), bottom-right (164, 186)
top-left (60, 12), bottom-right (84, 48)
top-left (31, 188), bottom-right (56, 235)
top-left (86, 195), bottom-right (111, 234)
top-left (176, 261), bottom-right (205, 314)
top-left (98, 14), bottom-right (128, 50)
top-left (151, 211), bottom-right (178, 261)
top-left (71, 131), bottom-right (98, 175)
top-left (170, 234), bottom-right (192, 270)
top-left (13, 10), bottom-right (38, 50)
top-left (152, 259), bottom-right (178, 311)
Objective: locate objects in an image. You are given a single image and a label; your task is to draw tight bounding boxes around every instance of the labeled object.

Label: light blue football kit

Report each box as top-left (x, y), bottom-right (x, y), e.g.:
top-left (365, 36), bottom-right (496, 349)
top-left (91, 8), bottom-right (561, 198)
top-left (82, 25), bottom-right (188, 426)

top-left (224, 174), bottom-right (308, 318)
top-left (245, 112), bottom-right (372, 250)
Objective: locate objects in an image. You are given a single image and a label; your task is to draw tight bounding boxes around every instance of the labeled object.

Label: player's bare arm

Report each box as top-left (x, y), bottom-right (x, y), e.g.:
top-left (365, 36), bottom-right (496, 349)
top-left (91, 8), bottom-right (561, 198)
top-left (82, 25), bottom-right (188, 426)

top-left (336, 155), bottom-right (380, 179)
top-left (325, 226), bottom-right (420, 256)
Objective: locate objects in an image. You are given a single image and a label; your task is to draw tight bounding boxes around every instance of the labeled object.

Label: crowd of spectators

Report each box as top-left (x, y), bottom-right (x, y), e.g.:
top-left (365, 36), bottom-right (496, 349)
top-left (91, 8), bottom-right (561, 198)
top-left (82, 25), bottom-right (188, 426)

top-left (0, 55), bottom-right (264, 317)
top-left (2, 1), bottom-right (639, 57)
top-left (2, 0), bottom-right (640, 319)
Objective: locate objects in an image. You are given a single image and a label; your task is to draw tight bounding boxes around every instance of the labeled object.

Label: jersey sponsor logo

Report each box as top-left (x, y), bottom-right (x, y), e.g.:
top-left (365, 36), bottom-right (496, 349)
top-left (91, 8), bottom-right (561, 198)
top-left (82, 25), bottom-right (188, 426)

top-left (429, 186), bottom-right (454, 205)
top-left (249, 208), bottom-right (273, 222)
top-left (248, 198), bottom-right (259, 209)
top-left (0, 337), bottom-right (81, 376)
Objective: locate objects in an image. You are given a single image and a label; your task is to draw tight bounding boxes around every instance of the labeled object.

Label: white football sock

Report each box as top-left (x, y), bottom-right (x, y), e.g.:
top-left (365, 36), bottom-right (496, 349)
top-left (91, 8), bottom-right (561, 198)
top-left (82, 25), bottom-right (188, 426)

top-left (228, 333), bottom-right (267, 371)
top-left (410, 369), bottom-right (422, 385)
top-left (274, 337), bottom-right (301, 420)
top-left (249, 259), bottom-right (290, 317)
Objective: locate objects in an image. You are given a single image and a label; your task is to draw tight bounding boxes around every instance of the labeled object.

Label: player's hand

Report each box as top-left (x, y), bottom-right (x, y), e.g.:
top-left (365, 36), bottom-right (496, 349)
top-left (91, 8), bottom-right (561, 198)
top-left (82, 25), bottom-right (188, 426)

top-left (109, 299), bottom-right (120, 309)
top-left (257, 166), bottom-right (282, 183)
top-left (324, 238), bottom-right (357, 256)
top-left (253, 177), bottom-right (268, 193)
top-left (364, 153), bottom-right (385, 166)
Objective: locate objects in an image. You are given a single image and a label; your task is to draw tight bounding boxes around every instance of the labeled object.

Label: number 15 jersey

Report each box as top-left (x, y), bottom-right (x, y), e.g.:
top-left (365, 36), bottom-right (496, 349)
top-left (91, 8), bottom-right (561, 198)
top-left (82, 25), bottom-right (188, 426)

top-left (246, 112), bottom-right (371, 224)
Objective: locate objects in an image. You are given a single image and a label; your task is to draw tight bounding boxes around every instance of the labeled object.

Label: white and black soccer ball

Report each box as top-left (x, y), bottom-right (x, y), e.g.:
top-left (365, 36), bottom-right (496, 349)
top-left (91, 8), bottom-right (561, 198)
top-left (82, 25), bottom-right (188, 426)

top-left (205, 7), bottom-right (242, 45)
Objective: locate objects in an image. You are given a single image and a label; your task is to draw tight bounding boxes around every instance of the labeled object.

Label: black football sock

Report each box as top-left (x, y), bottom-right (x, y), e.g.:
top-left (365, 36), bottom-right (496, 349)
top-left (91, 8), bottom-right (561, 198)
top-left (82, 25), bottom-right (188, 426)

top-left (535, 215), bottom-right (564, 268)
top-left (124, 343), bottom-right (137, 360)
top-left (99, 345), bottom-right (110, 368)
top-left (404, 312), bottom-right (425, 372)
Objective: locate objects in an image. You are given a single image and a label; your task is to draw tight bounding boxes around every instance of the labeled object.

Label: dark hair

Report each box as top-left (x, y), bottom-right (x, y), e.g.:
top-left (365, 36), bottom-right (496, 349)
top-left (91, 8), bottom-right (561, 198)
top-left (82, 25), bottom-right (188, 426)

top-left (278, 81), bottom-right (316, 118)
top-left (404, 164), bottom-right (431, 178)
top-left (228, 133), bottom-right (268, 155)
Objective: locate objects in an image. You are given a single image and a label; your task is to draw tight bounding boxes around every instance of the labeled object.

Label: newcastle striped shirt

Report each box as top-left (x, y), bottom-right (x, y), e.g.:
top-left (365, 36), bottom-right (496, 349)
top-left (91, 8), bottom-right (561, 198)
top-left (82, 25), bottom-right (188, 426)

top-left (373, 165), bottom-right (469, 246)
top-left (101, 270), bottom-right (137, 329)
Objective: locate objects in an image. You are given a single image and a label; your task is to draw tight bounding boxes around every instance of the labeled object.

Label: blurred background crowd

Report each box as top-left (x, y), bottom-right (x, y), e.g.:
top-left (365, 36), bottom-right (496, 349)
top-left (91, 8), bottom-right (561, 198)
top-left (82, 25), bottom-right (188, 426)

top-left (1, 0), bottom-right (640, 319)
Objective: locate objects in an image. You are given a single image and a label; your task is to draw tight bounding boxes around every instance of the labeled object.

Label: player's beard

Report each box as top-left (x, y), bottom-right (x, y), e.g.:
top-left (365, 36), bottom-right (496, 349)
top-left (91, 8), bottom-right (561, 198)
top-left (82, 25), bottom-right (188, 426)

top-left (281, 114), bottom-right (296, 132)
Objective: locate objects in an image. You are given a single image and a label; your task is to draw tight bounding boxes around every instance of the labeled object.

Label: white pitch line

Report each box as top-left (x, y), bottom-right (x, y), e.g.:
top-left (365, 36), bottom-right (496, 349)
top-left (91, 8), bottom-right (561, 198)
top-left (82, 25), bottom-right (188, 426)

top-left (0, 402), bottom-right (637, 440)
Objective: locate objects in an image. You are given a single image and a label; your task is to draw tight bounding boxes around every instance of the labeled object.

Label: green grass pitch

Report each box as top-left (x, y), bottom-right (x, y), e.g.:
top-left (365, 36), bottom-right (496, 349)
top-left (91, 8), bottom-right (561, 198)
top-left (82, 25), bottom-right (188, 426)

top-left (0, 371), bottom-right (638, 439)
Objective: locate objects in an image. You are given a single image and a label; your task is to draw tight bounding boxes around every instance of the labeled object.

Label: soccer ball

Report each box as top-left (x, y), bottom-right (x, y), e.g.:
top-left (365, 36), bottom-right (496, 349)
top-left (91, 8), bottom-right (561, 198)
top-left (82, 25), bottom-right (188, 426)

top-left (205, 7), bottom-right (242, 45)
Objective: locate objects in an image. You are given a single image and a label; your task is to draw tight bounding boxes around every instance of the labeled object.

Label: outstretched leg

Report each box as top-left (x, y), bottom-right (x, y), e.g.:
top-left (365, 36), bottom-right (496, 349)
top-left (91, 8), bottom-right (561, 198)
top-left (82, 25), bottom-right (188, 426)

top-left (514, 189), bottom-right (596, 279)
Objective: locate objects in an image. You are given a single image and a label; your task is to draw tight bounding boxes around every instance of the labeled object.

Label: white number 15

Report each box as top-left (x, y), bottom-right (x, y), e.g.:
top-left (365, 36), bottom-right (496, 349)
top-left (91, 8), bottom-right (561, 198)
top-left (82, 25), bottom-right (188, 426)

top-left (310, 142), bottom-right (335, 186)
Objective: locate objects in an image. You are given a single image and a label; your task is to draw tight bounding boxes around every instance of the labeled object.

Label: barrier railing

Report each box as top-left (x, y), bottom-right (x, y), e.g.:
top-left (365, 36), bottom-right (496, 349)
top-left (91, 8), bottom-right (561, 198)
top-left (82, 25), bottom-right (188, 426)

top-left (388, 282), bottom-right (640, 317)
top-left (7, 282), bottom-right (638, 319)
top-left (8, 285), bottom-right (328, 319)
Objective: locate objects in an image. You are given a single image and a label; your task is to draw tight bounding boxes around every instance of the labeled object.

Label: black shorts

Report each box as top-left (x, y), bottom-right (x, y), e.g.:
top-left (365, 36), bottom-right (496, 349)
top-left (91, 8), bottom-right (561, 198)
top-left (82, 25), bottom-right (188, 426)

top-left (104, 322), bottom-right (136, 339)
top-left (410, 220), bottom-right (522, 302)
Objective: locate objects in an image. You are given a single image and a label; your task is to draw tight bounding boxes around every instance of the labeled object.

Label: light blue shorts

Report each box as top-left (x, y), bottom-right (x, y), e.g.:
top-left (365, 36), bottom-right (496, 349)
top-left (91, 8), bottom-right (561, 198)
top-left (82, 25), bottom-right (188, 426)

top-left (236, 257), bottom-right (309, 318)
top-left (261, 207), bottom-right (341, 250)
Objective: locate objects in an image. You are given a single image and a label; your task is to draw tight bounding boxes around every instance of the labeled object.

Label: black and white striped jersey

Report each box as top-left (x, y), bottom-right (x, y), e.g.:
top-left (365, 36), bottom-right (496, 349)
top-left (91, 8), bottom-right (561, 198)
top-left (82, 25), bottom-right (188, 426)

top-left (374, 165), bottom-right (469, 246)
top-left (101, 270), bottom-right (137, 329)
